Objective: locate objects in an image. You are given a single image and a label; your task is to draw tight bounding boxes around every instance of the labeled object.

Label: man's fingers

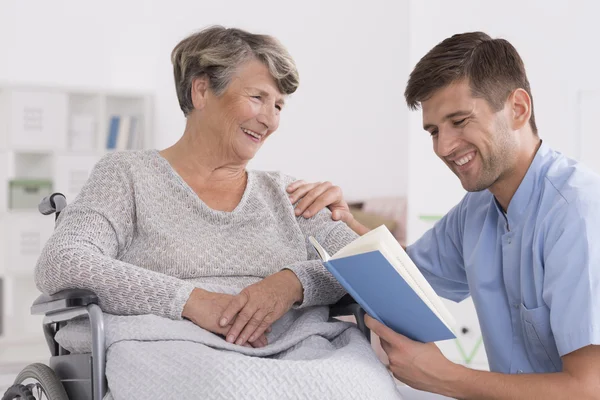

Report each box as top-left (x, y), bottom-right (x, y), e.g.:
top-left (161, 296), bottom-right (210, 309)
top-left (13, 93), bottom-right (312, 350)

top-left (295, 182), bottom-right (332, 217)
top-left (332, 210), bottom-right (354, 223)
top-left (219, 292), bottom-right (249, 327)
top-left (235, 309), bottom-right (270, 345)
top-left (365, 315), bottom-right (415, 349)
top-left (303, 186), bottom-right (345, 218)
top-left (364, 314), bottom-right (399, 343)
top-left (289, 183), bottom-right (320, 211)
top-left (379, 337), bottom-right (393, 355)
top-left (286, 180), bottom-right (306, 193)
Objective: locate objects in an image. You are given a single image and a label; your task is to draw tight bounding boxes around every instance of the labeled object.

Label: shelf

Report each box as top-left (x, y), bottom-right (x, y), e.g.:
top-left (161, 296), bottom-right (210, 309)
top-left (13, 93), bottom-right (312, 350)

top-left (0, 85), bottom-right (153, 363)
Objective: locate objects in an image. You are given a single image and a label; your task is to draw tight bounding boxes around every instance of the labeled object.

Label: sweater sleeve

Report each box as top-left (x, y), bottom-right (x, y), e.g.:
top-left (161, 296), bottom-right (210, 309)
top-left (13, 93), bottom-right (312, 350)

top-left (278, 175), bottom-right (359, 308)
top-left (34, 154), bottom-right (195, 320)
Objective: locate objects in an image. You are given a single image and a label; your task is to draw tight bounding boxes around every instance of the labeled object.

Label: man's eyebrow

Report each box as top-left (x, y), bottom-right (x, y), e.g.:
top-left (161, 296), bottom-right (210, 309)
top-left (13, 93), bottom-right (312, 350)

top-left (423, 110), bottom-right (472, 131)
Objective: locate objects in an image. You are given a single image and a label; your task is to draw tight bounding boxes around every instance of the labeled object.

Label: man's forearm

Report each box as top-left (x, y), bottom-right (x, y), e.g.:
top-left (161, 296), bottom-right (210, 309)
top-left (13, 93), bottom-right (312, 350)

top-left (443, 366), bottom-right (596, 400)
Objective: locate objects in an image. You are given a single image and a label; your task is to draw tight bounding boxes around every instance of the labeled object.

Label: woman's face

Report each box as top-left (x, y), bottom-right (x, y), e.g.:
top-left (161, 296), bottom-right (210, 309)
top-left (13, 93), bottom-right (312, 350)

top-left (196, 59), bottom-right (286, 163)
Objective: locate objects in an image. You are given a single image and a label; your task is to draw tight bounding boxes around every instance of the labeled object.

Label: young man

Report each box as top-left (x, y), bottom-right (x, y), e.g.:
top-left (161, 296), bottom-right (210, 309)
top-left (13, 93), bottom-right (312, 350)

top-left (288, 32), bottom-right (600, 399)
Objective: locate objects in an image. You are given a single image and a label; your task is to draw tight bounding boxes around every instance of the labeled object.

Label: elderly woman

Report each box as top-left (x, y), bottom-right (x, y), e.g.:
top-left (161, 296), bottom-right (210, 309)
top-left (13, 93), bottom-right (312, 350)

top-left (35, 26), bottom-right (401, 399)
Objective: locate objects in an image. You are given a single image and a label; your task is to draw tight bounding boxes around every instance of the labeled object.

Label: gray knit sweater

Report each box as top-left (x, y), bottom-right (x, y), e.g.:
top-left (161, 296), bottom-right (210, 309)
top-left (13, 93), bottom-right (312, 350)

top-left (35, 150), bottom-right (358, 320)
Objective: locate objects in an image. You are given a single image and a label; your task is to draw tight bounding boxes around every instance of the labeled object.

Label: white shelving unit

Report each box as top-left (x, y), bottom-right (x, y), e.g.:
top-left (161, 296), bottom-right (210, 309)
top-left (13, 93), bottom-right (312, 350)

top-left (0, 85), bottom-right (153, 366)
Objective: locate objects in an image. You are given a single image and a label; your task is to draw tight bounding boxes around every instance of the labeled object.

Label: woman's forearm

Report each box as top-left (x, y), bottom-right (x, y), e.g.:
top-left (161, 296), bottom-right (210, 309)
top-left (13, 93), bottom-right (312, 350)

top-left (36, 207), bottom-right (195, 320)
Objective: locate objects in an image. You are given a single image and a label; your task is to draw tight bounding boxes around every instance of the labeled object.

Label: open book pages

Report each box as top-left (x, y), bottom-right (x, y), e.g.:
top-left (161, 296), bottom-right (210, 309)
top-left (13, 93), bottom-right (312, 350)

top-left (312, 225), bottom-right (456, 334)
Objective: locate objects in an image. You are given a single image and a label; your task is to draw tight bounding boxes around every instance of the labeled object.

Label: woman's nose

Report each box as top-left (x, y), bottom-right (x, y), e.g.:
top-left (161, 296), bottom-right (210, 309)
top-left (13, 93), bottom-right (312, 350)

top-left (257, 105), bottom-right (278, 130)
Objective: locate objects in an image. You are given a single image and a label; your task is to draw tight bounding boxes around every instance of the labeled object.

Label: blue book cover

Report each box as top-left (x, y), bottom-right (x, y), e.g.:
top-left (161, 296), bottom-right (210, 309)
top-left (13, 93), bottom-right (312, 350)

top-left (106, 115), bottom-right (120, 150)
top-left (310, 226), bottom-right (456, 343)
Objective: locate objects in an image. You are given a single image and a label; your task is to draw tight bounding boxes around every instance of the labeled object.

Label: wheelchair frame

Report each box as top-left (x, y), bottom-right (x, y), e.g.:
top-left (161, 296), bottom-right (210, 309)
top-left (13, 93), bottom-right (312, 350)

top-left (11, 192), bottom-right (370, 400)
top-left (30, 289), bottom-right (368, 400)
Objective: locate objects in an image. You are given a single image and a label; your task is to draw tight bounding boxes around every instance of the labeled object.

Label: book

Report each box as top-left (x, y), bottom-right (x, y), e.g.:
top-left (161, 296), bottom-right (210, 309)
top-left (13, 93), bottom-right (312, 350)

top-left (106, 115), bottom-right (120, 150)
top-left (309, 225), bottom-right (456, 343)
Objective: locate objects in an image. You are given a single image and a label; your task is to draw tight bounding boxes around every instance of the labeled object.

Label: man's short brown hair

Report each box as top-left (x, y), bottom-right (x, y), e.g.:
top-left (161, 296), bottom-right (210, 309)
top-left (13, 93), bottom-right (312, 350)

top-left (405, 32), bottom-right (537, 135)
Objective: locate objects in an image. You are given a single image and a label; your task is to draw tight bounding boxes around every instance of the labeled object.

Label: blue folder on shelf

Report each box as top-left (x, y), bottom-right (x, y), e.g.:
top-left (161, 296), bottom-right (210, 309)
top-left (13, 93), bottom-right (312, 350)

top-left (310, 225), bottom-right (456, 343)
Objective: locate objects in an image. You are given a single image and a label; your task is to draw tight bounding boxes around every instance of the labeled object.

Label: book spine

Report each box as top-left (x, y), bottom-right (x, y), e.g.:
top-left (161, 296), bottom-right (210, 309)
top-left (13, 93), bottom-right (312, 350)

top-left (106, 116), bottom-right (120, 150)
top-left (325, 261), bottom-right (383, 323)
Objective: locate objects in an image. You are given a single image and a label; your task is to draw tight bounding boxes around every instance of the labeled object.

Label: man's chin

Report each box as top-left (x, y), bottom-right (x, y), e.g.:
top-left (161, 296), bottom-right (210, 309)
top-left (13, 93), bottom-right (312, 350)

top-left (460, 179), bottom-right (491, 193)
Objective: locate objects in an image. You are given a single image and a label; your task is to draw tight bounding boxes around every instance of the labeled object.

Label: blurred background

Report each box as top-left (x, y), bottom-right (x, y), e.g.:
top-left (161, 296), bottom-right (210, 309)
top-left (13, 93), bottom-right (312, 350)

top-left (0, 0), bottom-right (599, 396)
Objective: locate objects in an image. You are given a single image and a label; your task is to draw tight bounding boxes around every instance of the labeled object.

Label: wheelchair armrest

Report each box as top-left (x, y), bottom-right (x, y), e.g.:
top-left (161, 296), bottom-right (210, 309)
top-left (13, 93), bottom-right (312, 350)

top-left (31, 288), bottom-right (99, 315)
top-left (330, 294), bottom-right (370, 340)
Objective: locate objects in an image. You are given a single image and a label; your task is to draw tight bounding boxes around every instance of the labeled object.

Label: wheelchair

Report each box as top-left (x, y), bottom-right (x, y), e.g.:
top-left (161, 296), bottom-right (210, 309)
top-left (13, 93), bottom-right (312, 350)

top-left (2, 193), bottom-right (371, 400)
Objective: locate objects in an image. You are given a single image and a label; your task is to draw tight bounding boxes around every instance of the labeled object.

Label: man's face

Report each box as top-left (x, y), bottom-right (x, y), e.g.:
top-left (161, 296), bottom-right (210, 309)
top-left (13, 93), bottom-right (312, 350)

top-left (421, 81), bottom-right (517, 192)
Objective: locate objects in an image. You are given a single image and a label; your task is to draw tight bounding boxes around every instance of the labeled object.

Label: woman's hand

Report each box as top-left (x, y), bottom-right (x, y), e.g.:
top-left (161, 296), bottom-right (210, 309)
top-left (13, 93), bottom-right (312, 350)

top-left (219, 270), bottom-right (304, 346)
top-left (182, 288), bottom-right (269, 348)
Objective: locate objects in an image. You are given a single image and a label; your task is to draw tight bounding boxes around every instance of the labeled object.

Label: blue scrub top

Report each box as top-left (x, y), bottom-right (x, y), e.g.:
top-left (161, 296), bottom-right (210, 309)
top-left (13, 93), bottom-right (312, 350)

top-left (408, 142), bottom-right (600, 373)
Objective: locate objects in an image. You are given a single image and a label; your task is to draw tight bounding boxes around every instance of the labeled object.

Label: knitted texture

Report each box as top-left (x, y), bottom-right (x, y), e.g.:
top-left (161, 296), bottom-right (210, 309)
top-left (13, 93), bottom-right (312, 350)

top-left (35, 150), bottom-right (358, 320)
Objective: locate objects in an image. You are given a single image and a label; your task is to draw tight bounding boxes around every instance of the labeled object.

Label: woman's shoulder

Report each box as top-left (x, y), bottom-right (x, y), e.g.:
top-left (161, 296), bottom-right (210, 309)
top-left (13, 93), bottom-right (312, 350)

top-left (92, 150), bottom-right (161, 177)
top-left (251, 170), bottom-right (297, 191)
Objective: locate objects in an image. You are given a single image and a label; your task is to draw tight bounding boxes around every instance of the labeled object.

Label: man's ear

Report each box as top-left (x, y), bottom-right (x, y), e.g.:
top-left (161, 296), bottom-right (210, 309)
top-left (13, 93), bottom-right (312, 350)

top-left (508, 88), bottom-right (532, 131)
top-left (191, 76), bottom-right (210, 111)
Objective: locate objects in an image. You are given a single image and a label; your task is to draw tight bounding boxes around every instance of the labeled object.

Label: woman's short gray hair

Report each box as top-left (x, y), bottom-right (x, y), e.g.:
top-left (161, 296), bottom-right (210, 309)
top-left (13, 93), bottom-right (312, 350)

top-left (171, 26), bottom-right (300, 116)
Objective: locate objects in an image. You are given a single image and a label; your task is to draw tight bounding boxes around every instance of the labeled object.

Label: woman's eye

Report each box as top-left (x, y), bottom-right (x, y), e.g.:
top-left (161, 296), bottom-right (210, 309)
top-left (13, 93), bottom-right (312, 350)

top-left (430, 130), bottom-right (438, 137)
top-left (453, 118), bottom-right (467, 127)
top-left (275, 105), bottom-right (282, 111)
top-left (251, 95), bottom-right (262, 100)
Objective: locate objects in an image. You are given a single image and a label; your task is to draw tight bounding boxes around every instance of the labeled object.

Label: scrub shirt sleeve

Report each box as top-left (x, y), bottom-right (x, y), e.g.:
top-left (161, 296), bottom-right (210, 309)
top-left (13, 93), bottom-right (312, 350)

top-left (407, 200), bottom-right (469, 302)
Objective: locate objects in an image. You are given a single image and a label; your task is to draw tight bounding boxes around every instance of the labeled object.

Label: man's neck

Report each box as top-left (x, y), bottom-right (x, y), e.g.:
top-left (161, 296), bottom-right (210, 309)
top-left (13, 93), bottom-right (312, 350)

top-left (490, 137), bottom-right (542, 212)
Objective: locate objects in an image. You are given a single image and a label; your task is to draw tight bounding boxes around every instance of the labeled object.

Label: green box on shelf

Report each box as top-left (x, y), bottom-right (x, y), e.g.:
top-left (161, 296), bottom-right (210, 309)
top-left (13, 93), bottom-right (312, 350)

top-left (8, 179), bottom-right (53, 210)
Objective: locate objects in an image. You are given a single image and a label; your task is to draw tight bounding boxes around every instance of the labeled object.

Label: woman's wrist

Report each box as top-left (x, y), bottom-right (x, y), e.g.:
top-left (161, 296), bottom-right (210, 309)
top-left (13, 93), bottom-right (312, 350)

top-left (279, 269), bottom-right (304, 304)
top-left (182, 287), bottom-right (208, 319)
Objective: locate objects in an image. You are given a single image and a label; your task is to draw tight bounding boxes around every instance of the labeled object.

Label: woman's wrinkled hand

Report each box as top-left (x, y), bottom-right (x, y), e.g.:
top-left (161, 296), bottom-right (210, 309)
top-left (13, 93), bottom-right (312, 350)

top-left (182, 288), bottom-right (269, 348)
top-left (219, 270), bottom-right (304, 346)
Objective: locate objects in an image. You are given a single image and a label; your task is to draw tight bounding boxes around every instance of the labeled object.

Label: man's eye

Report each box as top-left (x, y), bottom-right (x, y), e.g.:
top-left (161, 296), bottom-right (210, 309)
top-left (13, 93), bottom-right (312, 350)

top-left (453, 118), bottom-right (467, 127)
top-left (275, 105), bottom-right (282, 111)
top-left (251, 96), bottom-right (262, 100)
top-left (429, 130), bottom-right (438, 137)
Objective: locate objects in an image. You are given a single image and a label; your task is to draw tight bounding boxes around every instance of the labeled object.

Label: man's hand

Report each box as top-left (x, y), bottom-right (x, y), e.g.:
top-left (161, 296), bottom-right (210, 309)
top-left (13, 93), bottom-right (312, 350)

top-left (182, 288), bottom-right (269, 348)
top-left (286, 180), bottom-right (353, 221)
top-left (365, 314), bottom-right (462, 394)
top-left (287, 180), bottom-right (370, 235)
top-left (219, 270), bottom-right (303, 346)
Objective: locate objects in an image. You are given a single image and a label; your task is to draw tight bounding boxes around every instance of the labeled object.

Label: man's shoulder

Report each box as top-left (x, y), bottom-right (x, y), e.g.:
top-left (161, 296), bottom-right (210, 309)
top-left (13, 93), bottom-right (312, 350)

top-left (543, 152), bottom-right (600, 208)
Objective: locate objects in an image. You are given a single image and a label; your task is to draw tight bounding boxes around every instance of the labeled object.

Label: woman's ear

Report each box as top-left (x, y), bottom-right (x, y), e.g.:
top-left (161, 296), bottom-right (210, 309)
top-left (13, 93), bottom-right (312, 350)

top-left (509, 88), bottom-right (532, 131)
top-left (191, 76), bottom-right (210, 111)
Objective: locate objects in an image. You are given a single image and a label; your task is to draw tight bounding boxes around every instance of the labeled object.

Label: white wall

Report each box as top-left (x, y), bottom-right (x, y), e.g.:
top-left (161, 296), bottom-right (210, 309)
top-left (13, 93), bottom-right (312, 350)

top-left (0, 0), bottom-right (410, 201)
top-left (406, 0), bottom-right (600, 242)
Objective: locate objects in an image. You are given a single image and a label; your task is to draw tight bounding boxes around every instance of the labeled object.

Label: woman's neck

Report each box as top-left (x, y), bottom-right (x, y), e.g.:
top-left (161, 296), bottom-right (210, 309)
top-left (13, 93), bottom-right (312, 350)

top-left (160, 128), bottom-right (247, 186)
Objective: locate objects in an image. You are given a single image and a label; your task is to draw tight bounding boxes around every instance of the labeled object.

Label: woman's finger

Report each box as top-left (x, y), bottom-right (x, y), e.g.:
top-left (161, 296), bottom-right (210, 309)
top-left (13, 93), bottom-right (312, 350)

top-left (235, 308), bottom-right (270, 345)
top-left (225, 301), bottom-right (259, 344)
top-left (219, 291), bottom-right (249, 327)
top-left (247, 311), bottom-right (275, 344)
top-left (250, 334), bottom-right (268, 348)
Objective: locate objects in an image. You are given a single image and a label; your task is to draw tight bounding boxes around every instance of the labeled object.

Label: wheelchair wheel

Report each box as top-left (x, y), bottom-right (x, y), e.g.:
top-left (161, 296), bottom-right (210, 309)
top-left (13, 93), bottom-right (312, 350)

top-left (2, 384), bottom-right (35, 400)
top-left (5, 363), bottom-right (68, 400)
